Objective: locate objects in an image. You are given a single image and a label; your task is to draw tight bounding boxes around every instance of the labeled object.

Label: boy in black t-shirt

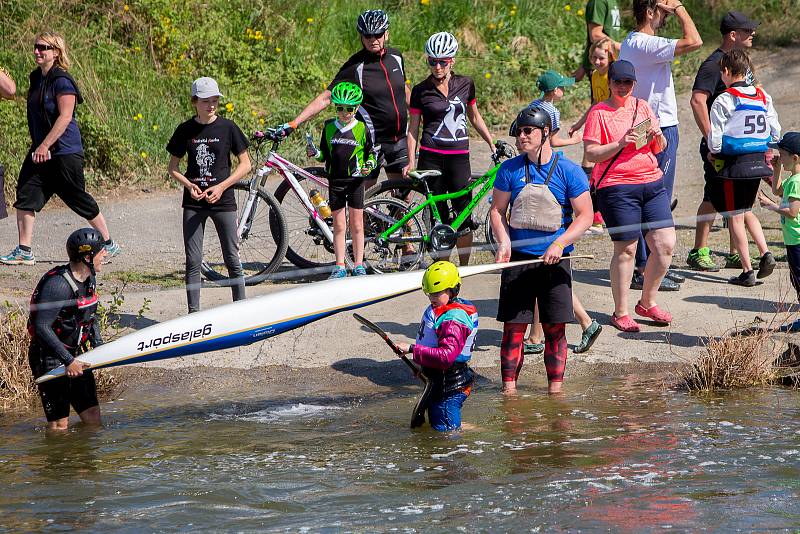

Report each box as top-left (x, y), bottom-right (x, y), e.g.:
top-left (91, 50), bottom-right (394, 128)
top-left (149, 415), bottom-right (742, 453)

top-left (166, 77), bottom-right (252, 312)
top-left (307, 82), bottom-right (376, 278)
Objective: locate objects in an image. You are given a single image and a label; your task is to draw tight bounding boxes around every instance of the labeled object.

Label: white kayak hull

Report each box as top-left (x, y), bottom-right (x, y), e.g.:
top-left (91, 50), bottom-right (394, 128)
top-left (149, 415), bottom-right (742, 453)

top-left (35, 260), bottom-right (541, 383)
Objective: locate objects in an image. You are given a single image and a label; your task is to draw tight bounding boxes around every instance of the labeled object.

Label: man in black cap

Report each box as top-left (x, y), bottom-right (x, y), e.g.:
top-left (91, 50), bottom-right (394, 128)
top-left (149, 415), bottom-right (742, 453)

top-left (685, 11), bottom-right (776, 275)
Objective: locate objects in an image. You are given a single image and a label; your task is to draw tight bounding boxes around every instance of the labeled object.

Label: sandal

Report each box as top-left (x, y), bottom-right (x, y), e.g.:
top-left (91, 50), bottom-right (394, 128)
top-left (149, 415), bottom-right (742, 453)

top-left (574, 320), bottom-right (602, 354)
top-left (611, 313), bottom-right (641, 333)
top-left (634, 302), bottom-right (672, 325)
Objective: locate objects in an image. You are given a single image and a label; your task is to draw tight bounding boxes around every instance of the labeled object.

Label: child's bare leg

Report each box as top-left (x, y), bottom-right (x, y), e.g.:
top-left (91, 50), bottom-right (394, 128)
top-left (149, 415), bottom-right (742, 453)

top-left (349, 207), bottom-right (364, 265)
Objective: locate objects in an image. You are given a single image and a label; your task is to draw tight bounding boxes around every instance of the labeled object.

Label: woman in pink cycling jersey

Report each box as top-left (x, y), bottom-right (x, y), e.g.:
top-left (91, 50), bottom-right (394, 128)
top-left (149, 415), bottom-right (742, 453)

top-left (404, 32), bottom-right (494, 266)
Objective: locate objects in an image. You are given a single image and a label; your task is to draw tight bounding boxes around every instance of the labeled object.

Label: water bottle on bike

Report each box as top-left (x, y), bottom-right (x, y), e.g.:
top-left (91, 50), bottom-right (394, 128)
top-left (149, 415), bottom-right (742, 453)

top-left (309, 189), bottom-right (332, 219)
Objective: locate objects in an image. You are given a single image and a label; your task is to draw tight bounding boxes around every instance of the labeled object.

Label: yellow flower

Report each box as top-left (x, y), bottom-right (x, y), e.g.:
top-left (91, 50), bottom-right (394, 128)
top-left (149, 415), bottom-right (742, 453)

top-left (259, 118), bottom-right (265, 125)
top-left (251, 110), bottom-right (258, 117)
top-left (306, 17), bottom-right (314, 23)
top-left (137, 113), bottom-right (143, 120)
top-left (255, 30), bottom-right (263, 39)
top-left (225, 103), bottom-right (234, 112)
top-left (565, 4), bottom-right (572, 11)
top-left (485, 72), bottom-right (492, 79)
top-left (275, 47), bottom-right (281, 53)
top-left (123, 4), bottom-right (129, 12)
top-left (140, 151), bottom-right (148, 159)
top-left (495, 44), bottom-right (501, 50)
top-left (420, 0), bottom-right (430, 4)
top-left (673, 58), bottom-right (681, 65)
top-left (510, 10), bottom-right (516, 16)
top-left (134, 46), bottom-right (141, 52)
top-left (488, 22), bottom-right (496, 30)
top-left (152, 124), bottom-right (159, 131)
top-left (577, 8), bottom-right (584, 16)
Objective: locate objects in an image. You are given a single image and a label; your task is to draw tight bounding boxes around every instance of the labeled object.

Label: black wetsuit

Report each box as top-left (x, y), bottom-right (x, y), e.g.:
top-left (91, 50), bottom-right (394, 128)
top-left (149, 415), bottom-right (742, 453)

top-left (28, 265), bottom-right (101, 421)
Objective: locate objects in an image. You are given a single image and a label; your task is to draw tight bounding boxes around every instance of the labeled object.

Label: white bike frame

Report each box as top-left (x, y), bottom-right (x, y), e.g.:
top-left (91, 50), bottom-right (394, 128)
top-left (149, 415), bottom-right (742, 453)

top-left (265, 151), bottom-right (334, 243)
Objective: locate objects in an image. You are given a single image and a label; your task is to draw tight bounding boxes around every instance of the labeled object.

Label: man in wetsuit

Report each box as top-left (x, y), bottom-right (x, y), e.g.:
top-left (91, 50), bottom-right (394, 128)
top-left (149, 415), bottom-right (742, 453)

top-left (28, 228), bottom-right (107, 431)
top-left (274, 9), bottom-right (410, 186)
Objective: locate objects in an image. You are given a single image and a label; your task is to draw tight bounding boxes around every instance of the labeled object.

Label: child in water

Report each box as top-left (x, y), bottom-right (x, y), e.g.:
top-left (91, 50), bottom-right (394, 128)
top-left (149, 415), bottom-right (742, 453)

top-left (396, 261), bottom-right (478, 431)
top-left (307, 81), bottom-right (376, 278)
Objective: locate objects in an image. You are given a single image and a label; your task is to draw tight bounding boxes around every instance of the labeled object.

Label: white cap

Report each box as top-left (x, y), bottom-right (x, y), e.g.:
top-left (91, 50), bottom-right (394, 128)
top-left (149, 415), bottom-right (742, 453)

top-left (191, 77), bottom-right (223, 98)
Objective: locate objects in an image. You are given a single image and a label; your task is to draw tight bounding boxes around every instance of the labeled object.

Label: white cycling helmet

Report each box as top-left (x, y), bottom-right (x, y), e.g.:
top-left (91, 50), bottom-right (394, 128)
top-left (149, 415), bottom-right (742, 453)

top-left (425, 32), bottom-right (459, 59)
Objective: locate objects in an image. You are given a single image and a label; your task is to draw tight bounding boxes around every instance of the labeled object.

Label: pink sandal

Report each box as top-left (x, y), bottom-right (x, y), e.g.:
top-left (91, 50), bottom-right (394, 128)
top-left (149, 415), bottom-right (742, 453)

top-left (611, 313), bottom-right (641, 333)
top-left (634, 302), bottom-right (672, 325)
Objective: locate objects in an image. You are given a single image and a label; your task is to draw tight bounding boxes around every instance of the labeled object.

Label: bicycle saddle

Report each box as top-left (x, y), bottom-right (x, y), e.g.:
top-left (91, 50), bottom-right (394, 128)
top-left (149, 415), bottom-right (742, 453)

top-left (407, 169), bottom-right (442, 182)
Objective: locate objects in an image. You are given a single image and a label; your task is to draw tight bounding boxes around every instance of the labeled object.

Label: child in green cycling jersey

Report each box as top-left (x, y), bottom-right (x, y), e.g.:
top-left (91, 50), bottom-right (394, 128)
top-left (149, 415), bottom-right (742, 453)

top-left (307, 81), bottom-right (376, 278)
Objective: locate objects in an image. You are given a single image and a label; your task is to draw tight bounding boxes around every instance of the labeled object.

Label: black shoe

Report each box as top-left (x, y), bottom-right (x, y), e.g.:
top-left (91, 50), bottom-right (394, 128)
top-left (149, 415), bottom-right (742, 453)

top-left (729, 270), bottom-right (757, 287)
top-left (631, 271), bottom-right (680, 291)
top-left (630, 271), bottom-right (645, 290)
top-left (664, 270), bottom-right (685, 283)
top-left (757, 252), bottom-right (776, 279)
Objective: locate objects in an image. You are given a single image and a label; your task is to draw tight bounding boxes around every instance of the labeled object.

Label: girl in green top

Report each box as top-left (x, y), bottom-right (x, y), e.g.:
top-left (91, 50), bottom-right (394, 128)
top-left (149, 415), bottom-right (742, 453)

top-left (758, 132), bottom-right (800, 302)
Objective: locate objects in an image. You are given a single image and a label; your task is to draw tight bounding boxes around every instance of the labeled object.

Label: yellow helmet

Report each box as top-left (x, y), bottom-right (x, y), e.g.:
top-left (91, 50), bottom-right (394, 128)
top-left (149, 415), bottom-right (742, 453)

top-left (421, 261), bottom-right (461, 294)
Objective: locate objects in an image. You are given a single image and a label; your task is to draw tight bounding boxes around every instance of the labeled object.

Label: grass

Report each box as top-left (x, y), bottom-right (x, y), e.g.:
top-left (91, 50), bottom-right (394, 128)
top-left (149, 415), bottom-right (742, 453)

top-left (0, 0), bottom-right (797, 204)
top-left (109, 269), bottom-right (185, 288)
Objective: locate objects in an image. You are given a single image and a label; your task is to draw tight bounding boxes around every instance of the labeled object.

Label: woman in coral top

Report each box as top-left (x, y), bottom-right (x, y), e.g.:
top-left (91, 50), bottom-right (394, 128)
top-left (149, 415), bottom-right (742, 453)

top-left (583, 60), bottom-right (675, 333)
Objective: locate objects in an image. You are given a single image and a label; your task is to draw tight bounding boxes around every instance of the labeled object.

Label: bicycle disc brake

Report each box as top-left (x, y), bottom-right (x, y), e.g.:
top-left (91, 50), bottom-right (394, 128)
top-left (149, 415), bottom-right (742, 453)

top-left (429, 224), bottom-right (457, 251)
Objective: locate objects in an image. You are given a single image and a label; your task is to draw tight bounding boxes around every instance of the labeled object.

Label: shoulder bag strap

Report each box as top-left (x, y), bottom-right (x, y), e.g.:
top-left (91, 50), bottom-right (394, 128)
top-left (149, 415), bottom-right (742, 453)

top-left (594, 99), bottom-right (641, 189)
top-left (523, 153), bottom-right (560, 185)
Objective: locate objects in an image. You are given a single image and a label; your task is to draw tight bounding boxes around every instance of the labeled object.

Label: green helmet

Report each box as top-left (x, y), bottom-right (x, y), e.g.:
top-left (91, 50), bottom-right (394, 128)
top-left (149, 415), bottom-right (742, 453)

top-left (421, 261), bottom-right (461, 295)
top-left (331, 81), bottom-right (363, 106)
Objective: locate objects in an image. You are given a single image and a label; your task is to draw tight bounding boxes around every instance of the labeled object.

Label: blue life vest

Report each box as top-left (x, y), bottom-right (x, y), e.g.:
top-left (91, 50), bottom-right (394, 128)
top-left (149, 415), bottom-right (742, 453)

top-left (415, 298), bottom-right (478, 363)
top-left (721, 87), bottom-right (770, 156)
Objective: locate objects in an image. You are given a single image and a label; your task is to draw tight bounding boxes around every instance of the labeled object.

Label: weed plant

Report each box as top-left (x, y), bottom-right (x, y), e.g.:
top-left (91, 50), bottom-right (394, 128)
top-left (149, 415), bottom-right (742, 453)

top-left (0, 0), bottom-right (796, 202)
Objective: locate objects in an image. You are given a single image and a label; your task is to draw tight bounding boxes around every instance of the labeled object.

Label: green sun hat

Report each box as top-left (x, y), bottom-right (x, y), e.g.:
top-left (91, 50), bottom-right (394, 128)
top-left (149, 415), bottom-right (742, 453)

top-left (536, 70), bottom-right (575, 95)
top-left (331, 81), bottom-right (363, 106)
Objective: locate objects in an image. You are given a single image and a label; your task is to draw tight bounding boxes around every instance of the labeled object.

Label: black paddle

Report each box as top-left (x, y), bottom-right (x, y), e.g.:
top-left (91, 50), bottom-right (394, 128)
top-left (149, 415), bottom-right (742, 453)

top-left (353, 313), bottom-right (432, 428)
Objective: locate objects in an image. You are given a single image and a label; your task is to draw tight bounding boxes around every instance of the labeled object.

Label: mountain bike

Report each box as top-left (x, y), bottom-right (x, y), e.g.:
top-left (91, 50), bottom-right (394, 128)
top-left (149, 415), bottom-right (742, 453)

top-left (361, 140), bottom-right (516, 272)
top-left (202, 128), bottom-right (351, 284)
top-left (200, 134), bottom-right (288, 286)
top-left (362, 140), bottom-right (516, 272)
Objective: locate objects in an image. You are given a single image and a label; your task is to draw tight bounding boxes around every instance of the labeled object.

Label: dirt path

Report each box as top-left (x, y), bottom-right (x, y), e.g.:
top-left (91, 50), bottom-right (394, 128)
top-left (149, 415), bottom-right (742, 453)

top-left (2, 47), bottom-right (799, 384)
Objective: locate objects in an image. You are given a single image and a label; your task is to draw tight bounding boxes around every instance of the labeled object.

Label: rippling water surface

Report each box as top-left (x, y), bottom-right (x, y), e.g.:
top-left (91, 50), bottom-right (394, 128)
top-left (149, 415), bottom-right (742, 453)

top-left (2, 375), bottom-right (800, 532)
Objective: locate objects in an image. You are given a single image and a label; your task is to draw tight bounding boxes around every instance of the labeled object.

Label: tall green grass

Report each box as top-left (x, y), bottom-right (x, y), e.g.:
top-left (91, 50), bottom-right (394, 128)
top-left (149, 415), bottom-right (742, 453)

top-left (0, 0), bottom-right (796, 200)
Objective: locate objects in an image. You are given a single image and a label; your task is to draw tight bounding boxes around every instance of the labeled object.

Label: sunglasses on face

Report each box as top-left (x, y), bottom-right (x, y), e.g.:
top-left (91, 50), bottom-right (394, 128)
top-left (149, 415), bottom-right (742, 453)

top-left (518, 126), bottom-right (538, 136)
top-left (362, 32), bottom-right (385, 40)
top-left (336, 105), bottom-right (356, 113)
top-left (34, 43), bottom-right (54, 52)
top-left (427, 58), bottom-right (451, 67)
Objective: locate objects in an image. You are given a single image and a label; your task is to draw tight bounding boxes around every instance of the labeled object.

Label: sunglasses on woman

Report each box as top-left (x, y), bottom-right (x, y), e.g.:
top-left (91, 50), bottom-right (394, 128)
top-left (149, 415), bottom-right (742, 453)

top-left (518, 126), bottom-right (538, 136)
top-left (336, 105), bottom-right (356, 113)
top-left (34, 43), bottom-right (55, 52)
top-left (427, 58), bottom-right (451, 68)
top-left (362, 32), bottom-right (385, 40)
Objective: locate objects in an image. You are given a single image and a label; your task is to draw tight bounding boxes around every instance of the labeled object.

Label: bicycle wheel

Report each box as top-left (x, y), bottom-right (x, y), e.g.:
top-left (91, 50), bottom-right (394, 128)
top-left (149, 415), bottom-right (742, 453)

top-left (366, 179), bottom-right (431, 230)
top-left (362, 197), bottom-right (426, 274)
top-left (272, 168), bottom-right (348, 270)
top-left (202, 183), bottom-right (288, 286)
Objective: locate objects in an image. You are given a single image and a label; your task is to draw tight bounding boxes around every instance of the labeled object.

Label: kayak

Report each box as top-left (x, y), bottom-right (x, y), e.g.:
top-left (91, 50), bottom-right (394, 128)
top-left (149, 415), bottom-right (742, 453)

top-left (36, 259), bottom-right (569, 383)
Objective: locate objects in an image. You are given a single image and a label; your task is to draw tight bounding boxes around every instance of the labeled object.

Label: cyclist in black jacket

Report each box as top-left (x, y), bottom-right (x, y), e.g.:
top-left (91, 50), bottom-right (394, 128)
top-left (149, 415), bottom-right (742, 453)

top-left (274, 9), bottom-right (410, 186)
top-left (28, 228), bottom-right (107, 431)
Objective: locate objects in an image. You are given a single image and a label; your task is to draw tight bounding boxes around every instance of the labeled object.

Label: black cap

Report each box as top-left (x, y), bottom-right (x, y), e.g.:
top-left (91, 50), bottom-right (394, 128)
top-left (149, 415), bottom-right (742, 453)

top-left (769, 132), bottom-right (800, 156)
top-left (720, 11), bottom-right (759, 34)
top-left (609, 60), bottom-right (636, 82)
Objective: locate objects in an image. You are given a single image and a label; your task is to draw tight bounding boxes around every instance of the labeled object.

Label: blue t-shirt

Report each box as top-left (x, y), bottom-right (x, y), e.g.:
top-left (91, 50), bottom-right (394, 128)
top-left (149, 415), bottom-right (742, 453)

top-left (493, 152), bottom-right (589, 256)
top-left (27, 72), bottom-right (83, 156)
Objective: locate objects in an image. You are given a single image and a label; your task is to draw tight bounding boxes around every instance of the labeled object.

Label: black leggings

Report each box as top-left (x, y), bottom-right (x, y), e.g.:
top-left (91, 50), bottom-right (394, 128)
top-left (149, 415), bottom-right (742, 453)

top-left (417, 151), bottom-right (476, 229)
top-left (182, 208), bottom-right (245, 313)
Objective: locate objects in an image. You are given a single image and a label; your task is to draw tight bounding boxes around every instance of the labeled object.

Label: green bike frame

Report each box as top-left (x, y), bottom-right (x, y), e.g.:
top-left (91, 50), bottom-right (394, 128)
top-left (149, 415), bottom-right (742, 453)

top-left (376, 162), bottom-right (504, 245)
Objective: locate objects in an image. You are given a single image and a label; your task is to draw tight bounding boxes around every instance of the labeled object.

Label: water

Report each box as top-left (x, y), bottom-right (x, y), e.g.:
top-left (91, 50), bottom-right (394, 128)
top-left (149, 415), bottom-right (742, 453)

top-left (2, 375), bottom-right (800, 532)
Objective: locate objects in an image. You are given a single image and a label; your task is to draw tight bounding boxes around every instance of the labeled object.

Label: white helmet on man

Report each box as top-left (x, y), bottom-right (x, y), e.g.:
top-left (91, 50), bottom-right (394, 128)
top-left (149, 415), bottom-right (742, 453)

top-left (425, 32), bottom-right (459, 58)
